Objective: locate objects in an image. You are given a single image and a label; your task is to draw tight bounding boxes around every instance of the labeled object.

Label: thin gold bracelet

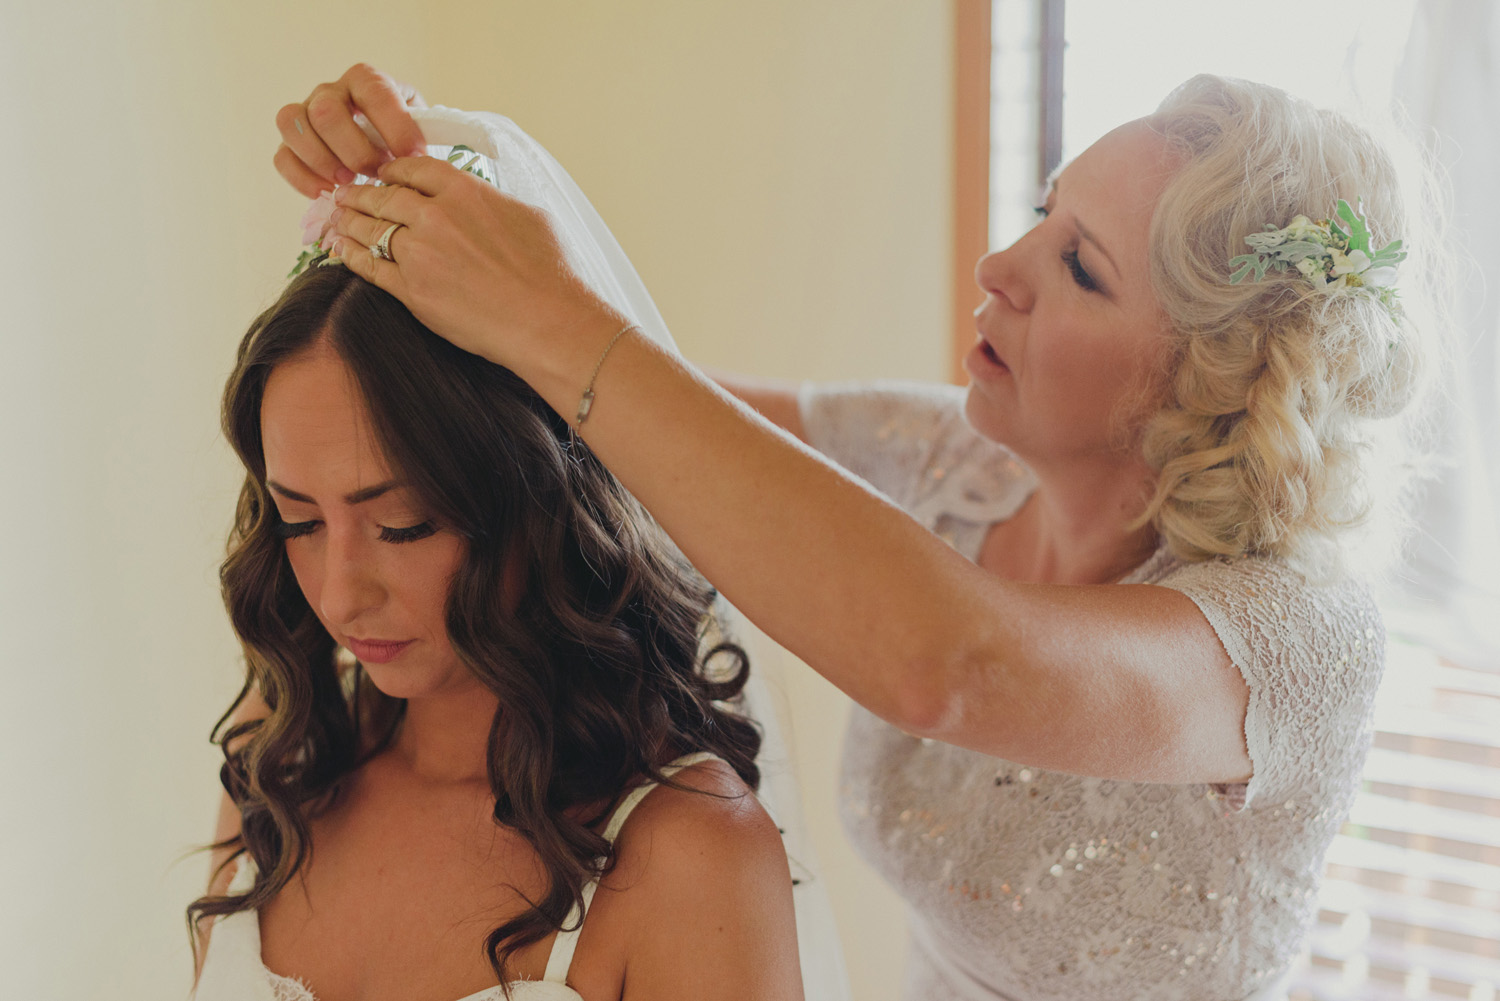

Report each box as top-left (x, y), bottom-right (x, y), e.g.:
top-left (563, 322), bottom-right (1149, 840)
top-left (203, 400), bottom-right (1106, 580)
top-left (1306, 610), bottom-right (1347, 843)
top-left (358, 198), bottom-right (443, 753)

top-left (571, 322), bottom-right (637, 444)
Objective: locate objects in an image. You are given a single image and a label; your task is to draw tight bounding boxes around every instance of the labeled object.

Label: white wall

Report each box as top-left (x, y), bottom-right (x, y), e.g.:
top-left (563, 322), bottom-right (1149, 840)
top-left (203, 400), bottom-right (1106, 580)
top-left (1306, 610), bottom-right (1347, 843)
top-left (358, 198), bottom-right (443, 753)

top-left (0, 3), bottom-right (950, 998)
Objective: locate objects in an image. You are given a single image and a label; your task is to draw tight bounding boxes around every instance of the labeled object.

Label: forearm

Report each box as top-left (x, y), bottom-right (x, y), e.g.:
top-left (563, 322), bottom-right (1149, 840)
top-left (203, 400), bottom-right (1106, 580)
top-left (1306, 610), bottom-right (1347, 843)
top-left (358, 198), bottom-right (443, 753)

top-left (507, 321), bottom-right (1252, 782)
top-left (701, 367), bottom-right (808, 443)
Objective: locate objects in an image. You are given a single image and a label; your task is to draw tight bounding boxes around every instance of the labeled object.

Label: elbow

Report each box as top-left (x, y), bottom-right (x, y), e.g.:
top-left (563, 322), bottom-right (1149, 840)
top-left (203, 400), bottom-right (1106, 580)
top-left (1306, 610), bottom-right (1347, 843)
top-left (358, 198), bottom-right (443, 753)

top-left (883, 651), bottom-right (973, 740)
top-left (883, 646), bottom-right (1109, 770)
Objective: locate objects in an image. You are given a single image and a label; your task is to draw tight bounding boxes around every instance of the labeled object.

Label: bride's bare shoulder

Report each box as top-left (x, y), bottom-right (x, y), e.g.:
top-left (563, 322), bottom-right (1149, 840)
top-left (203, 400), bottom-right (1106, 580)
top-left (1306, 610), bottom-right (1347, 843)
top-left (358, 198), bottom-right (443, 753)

top-left (594, 759), bottom-right (802, 997)
top-left (616, 758), bottom-right (779, 864)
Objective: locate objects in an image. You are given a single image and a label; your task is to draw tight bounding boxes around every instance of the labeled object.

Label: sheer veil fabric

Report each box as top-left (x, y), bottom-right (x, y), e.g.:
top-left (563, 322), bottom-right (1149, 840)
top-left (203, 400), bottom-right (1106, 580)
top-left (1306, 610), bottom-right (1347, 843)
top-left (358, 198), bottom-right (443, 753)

top-left (383, 107), bottom-right (851, 1000)
top-left (380, 107), bottom-right (677, 351)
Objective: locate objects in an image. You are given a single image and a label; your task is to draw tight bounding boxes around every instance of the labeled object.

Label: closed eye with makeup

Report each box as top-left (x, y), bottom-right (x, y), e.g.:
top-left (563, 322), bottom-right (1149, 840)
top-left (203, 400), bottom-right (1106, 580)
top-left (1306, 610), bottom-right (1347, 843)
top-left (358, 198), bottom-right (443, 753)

top-left (1032, 193), bottom-right (1112, 297)
top-left (268, 478), bottom-right (440, 546)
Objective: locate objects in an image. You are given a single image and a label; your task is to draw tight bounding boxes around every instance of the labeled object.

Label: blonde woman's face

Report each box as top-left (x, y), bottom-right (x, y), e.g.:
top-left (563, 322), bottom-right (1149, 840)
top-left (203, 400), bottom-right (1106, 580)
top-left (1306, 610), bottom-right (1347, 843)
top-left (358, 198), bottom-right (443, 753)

top-left (964, 120), bottom-right (1177, 471)
top-left (259, 344), bottom-right (478, 703)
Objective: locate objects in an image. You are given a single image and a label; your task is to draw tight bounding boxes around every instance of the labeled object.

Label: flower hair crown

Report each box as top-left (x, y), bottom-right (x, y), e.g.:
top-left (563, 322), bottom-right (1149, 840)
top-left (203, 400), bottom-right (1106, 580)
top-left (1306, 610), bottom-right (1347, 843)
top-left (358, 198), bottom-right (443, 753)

top-left (1228, 198), bottom-right (1407, 319)
top-left (289, 145), bottom-right (496, 278)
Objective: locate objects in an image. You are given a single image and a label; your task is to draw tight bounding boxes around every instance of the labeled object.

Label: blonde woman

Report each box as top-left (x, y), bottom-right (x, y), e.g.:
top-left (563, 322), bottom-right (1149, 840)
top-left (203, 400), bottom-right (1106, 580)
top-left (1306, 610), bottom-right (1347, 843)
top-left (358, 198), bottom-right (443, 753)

top-left (277, 66), bottom-right (1439, 999)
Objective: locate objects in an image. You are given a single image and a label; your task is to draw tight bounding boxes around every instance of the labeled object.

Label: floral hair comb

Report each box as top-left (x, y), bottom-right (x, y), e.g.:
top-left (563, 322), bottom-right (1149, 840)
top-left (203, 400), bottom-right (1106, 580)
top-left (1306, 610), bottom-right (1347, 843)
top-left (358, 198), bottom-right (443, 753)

top-left (1228, 199), bottom-right (1407, 319)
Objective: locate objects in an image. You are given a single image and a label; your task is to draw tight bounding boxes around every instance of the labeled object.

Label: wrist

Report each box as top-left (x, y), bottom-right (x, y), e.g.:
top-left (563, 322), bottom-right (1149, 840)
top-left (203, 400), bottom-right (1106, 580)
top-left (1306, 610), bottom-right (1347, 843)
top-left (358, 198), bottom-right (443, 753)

top-left (570, 320), bottom-right (640, 440)
top-left (511, 307), bottom-right (637, 418)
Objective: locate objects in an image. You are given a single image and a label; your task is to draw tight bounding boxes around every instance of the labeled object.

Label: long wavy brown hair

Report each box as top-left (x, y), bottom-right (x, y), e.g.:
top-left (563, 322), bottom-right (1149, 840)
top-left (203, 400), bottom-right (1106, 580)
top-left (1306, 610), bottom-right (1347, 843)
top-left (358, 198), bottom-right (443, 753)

top-left (187, 261), bottom-right (761, 984)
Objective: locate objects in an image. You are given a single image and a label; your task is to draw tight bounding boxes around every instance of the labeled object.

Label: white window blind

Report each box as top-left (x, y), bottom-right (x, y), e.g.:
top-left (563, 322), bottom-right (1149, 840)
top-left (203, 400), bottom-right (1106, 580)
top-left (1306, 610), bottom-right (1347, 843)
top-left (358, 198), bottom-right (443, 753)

top-left (1290, 638), bottom-right (1500, 1000)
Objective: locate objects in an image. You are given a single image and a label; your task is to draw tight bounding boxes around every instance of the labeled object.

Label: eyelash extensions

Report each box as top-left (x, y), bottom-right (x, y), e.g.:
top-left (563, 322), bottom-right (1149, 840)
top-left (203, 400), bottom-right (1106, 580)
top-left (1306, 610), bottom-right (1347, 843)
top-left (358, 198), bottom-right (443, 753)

top-left (379, 522), bottom-right (437, 544)
top-left (271, 519), bottom-right (439, 544)
top-left (1061, 249), bottom-right (1099, 292)
top-left (1031, 207), bottom-right (1099, 293)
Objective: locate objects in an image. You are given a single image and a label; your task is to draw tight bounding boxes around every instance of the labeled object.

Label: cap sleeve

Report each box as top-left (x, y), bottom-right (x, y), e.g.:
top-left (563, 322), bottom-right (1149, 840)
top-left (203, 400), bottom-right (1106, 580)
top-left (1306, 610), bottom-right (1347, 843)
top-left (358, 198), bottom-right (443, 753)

top-left (1155, 557), bottom-right (1386, 812)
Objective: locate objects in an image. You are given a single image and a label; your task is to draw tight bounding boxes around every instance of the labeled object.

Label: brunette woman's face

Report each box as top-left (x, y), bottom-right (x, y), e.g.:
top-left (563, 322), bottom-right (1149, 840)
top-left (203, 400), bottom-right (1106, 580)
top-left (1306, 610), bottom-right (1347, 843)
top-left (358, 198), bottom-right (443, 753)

top-left (259, 343), bottom-right (477, 701)
top-left (964, 120), bottom-right (1178, 468)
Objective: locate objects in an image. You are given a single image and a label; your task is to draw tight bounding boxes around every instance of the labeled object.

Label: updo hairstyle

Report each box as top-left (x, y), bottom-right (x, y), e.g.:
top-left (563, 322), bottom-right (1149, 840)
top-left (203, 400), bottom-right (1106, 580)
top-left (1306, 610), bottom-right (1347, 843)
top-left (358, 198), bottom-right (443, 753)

top-left (1137, 74), bottom-right (1445, 576)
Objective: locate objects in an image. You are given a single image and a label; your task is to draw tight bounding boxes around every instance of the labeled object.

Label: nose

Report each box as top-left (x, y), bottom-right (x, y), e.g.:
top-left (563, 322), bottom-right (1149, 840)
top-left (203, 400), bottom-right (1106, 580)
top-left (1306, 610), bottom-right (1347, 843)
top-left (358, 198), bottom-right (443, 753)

top-left (974, 238), bottom-right (1034, 313)
top-left (316, 524), bottom-right (386, 630)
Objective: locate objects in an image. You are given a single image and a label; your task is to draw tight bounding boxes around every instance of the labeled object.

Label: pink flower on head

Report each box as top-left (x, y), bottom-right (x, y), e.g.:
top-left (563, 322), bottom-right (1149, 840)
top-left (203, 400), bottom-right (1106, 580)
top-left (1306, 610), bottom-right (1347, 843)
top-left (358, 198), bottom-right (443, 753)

top-left (300, 189), bottom-right (339, 247)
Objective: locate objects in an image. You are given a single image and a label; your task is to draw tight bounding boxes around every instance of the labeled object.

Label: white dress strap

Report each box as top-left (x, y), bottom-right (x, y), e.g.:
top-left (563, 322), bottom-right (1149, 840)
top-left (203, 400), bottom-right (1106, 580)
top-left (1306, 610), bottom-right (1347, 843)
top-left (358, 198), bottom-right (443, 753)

top-left (540, 752), bottom-right (721, 983)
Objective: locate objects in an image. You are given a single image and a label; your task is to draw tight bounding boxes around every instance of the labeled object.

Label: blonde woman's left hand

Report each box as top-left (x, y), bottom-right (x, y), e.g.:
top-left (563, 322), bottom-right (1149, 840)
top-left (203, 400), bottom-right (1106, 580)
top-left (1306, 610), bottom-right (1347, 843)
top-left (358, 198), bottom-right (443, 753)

top-left (329, 155), bottom-right (623, 377)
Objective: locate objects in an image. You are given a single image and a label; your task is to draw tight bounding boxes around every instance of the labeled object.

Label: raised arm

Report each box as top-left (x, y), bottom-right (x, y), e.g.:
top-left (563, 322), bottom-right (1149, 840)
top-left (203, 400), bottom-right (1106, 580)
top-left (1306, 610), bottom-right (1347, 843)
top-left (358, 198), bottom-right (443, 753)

top-left (538, 331), bottom-right (1248, 785)
top-left (702, 369), bottom-right (808, 443)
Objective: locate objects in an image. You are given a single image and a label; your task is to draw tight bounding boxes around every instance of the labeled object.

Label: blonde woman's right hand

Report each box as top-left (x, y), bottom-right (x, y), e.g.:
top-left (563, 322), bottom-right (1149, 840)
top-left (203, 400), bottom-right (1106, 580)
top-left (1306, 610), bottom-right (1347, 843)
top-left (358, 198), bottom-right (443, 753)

top-left (274, 63), bottom-right (428, 198)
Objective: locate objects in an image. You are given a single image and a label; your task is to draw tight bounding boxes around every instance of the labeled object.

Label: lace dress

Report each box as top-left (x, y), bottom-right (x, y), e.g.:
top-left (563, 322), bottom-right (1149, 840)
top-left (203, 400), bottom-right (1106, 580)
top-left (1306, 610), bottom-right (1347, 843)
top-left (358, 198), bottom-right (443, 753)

top-left (193, 753), bottom-right (720, 1001)
top-left (800, 382), bottom-right (1385, 1001)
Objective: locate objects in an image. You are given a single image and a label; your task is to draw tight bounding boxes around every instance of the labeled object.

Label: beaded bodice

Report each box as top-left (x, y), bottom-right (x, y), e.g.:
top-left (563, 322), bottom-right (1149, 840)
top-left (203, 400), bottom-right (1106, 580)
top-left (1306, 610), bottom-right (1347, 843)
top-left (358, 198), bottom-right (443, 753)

top-left (800, 381), bottom-right (1385, 1001)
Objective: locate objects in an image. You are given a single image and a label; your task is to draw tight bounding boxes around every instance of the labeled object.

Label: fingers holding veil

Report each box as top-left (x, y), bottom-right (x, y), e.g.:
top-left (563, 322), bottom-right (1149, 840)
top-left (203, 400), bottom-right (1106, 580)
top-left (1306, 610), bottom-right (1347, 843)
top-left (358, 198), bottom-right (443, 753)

top-left (326, 164), bottom-right (469, 306)
top-left (275, 64), bottom-right (428, 194)
top-left (332, 180), bottom-right (424, 233)
top-left (294, 109), bottom-right (669, 383)
top-left (332, 152), bottom-right (612, 368)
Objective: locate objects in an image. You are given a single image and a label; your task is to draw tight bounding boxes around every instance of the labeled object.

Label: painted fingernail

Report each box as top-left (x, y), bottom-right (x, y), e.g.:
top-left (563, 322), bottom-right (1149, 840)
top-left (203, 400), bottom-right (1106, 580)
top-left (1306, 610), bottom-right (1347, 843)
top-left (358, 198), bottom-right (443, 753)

top-left (336, 167), bottom-right (355, 184)
top-left (333, 186), bottom-right (348, 203)
top-left (328, 207), bottom-right (344, 228)
top-left (331, 239), bottom-right (344, 258)
top-left (294, 117), bottom-right (305, 136)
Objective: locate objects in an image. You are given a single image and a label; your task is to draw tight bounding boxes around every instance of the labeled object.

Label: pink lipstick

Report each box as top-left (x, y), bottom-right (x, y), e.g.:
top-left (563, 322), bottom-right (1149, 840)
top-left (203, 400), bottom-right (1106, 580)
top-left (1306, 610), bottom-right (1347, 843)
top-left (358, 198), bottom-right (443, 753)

top-left (345, 638), bottom-right (414, 664)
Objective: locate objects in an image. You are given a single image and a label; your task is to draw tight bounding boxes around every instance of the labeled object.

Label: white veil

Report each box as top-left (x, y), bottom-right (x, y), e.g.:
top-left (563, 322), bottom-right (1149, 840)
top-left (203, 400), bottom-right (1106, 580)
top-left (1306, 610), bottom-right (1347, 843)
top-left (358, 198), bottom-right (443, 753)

top-left (398, 106), bottom-right (852, 1001)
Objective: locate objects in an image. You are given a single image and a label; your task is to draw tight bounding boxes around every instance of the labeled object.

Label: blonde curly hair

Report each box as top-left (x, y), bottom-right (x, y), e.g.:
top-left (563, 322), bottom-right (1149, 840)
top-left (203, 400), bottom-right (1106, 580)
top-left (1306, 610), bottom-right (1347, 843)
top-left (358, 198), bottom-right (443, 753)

top-left (1136, 74), bottom-right (1446, 578)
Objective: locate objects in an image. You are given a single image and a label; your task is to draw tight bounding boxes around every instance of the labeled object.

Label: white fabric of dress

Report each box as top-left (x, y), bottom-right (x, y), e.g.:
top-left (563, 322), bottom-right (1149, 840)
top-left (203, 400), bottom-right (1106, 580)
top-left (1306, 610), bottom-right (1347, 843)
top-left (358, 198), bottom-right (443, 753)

top-left (193, 753), bottom-right (718, 1001)
top-left (799, 381), bottom-right (1387, 1001)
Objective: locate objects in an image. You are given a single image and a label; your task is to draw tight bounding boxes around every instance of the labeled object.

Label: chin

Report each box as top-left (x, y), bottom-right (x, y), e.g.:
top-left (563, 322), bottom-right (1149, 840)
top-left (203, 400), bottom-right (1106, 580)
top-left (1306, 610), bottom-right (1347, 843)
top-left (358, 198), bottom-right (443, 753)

top-left (359, 660), bottom-right (464, 703)
top-left (359, 664), bottom-right (428, 701)
top-left (962, 382), bottom-right (1014, 446)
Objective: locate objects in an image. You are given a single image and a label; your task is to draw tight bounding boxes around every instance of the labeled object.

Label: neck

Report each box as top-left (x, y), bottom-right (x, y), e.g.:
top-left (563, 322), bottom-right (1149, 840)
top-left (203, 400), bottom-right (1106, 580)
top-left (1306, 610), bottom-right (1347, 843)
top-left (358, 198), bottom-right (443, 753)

top-left (387, 682), bottom-right (500, 786)
top-left (990, 451), bottom-right (1160, 585)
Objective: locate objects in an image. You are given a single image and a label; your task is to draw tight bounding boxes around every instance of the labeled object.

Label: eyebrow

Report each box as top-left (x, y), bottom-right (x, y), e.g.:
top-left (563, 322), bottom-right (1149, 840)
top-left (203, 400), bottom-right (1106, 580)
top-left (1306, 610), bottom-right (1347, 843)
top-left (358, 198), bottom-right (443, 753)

top-left (1049, 177), bottom-right (1121, 279)
top-left (267, 479), bottom-right (403, 506)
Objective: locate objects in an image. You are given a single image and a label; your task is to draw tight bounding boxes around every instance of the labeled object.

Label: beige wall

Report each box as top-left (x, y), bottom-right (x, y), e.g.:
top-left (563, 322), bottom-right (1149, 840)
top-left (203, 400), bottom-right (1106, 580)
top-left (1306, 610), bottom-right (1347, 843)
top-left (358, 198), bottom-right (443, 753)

top-left (0, 2), bottom-right (950, 998)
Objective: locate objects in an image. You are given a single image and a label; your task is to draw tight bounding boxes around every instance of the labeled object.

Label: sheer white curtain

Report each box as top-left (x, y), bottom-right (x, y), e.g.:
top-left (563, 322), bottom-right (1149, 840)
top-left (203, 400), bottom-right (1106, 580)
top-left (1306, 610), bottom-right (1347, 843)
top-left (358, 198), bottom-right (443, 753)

top-left (1390, 0), bottom-right (1500, 669)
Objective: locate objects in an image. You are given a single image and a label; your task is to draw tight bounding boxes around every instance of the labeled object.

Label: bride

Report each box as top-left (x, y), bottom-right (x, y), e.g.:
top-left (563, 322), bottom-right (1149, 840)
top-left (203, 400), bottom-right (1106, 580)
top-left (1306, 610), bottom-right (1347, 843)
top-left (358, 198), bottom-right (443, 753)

top-left (189, 109), bottom-right (805, 1001)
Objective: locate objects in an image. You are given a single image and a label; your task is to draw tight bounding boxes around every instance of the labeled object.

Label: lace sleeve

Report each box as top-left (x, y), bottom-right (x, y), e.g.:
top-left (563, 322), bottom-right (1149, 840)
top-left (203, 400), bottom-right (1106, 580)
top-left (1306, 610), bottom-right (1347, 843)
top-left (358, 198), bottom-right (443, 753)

top-left (796, 380), bottom-right (969, 505)
top-left (1156, 557), bottom-right (1386, 811)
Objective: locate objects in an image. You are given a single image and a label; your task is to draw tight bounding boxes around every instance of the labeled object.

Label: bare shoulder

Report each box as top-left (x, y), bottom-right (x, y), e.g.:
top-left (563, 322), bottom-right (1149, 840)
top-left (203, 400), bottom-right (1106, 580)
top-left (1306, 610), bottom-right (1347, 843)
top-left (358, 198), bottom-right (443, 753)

top-left (600, 758), bottom-right (803, 1000)
top-left (608, 758), bottom-right (785, 882)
